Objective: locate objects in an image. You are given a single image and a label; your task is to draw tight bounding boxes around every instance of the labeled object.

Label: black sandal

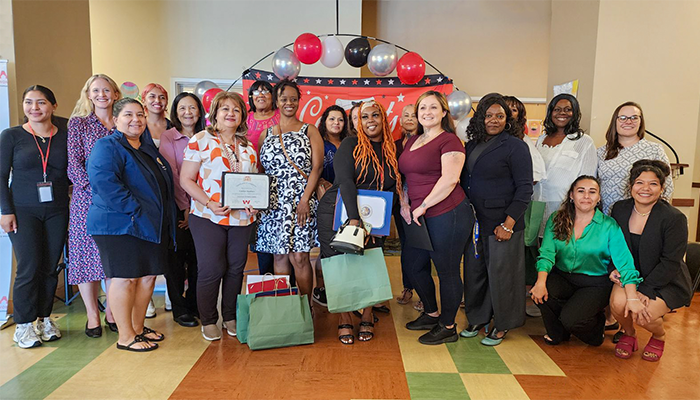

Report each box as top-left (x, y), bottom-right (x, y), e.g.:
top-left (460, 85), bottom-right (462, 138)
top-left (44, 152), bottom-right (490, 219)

top-left (338, 324), bottom-right (354, 345)
top-left (358, 315), bottom-right (375, 342)
top-left (116, 335), bottom-right (158, 352)
top-left (141, 326), bottom-right (165, 342)
top-left (373, 305), bottom-right (390, 314)
top-left (353, 311), bottom-right (379, 322)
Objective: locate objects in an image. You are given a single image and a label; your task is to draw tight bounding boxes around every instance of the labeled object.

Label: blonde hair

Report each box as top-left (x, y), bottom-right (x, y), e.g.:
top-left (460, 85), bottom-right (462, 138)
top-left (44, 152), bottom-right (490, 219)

top-left (70, 74), bottom-right (122, 119)
top-left (206, 91), bottom-right (249, 147)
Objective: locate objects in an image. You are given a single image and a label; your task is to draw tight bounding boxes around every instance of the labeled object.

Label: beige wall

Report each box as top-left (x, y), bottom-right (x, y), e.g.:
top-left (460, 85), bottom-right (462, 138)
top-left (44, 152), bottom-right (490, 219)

top-left (547, 0), bottom-right (599, 133)
top-left (89, 0), bottom-right (363, 96)
top-left (587, 0), bottom-right (700, 236)
top-left (12, 0), bottom-right (92, 120)
top-left (0, 0), bottom-right (18, 125)
top-left (366, 0), bottom-right (551, 99)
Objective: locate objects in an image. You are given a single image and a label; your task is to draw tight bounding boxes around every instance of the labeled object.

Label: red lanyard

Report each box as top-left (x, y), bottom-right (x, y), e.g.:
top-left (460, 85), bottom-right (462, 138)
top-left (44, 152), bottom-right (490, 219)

top-left (28, 124), bottom-right (55, 182)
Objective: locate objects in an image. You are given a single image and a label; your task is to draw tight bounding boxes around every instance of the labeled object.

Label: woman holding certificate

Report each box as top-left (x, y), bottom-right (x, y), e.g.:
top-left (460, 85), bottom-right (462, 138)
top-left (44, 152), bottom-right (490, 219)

top-left (180, 91), bottom-right (258, 341)
top-left (256, 79), bottom-right (323, 302)
top-left (398, 91), bottom-right (470, 345)
top-left (317, 100), bottom-right (403, 344)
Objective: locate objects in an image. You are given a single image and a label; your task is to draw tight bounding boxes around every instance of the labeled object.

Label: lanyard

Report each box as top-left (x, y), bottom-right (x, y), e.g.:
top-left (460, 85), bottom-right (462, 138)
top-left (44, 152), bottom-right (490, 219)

top-left (28, 124), bottom-right (55, 182)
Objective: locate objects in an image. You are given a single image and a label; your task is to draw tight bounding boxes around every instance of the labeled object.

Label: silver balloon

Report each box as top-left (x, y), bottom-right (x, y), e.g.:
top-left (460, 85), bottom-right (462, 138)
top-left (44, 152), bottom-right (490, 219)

top-left (272, 48), bottom-right (301, 80)
top-left (367, 44), bottom-right (397, 76)
top-left (194, 80), bottom-right (219, 100)
top-left (447, 90), bottom-right (472, 120)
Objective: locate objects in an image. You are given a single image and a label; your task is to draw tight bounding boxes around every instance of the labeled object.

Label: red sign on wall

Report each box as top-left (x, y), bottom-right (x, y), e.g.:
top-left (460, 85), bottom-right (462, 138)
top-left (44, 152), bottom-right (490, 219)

top-left (243, 69), bottom-right (454, 141)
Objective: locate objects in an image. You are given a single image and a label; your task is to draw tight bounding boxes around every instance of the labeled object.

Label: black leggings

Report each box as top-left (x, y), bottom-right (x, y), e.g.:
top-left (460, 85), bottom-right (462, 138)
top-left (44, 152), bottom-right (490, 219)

top-left (189, 215), bottom-right (253, 326)
top-left (9, 206), bottom-right (68, 324)
top-left (536, 268), bottom-right (612, 346)
top-left (403, 200), bottom-right (470, 326)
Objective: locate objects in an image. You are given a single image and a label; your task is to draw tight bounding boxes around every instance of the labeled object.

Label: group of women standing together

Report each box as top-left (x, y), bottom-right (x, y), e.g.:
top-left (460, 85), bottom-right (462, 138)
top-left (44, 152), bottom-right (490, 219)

top-left (0, 75), bottom-right (692, 361)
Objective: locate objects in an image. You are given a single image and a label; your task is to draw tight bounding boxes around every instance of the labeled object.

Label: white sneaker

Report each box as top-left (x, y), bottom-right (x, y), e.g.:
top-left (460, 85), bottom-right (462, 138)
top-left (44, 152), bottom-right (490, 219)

top-left (164, 290), bottom-right (172, 312)
top-left (14, 323), bottom-right (42, 349)
top-left (146, 299), bottom-right (157, 318)
top-left (201, 324), bottom-right (221, 341)
top-left (36, 317), bottom-right (61, 342)
top-left (223, 320), bottom-right (237, 337)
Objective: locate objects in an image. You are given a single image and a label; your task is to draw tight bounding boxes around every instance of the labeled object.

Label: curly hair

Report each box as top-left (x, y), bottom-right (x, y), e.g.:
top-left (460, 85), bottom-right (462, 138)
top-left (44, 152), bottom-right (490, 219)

top-left (543, 93), bottom-right (583, 139)
top-left (603, 101), bottom-right (646, 160)
top-left (354, 101), bottom-right (404, 205)
top-left (503, 95), bottom-right (527, 139)
top-left (551, 175), bottom-right (600, 242)
top-left (318, 105), bottom-right (349, 142)
top-left (465, 93), bottom-right (519, 143)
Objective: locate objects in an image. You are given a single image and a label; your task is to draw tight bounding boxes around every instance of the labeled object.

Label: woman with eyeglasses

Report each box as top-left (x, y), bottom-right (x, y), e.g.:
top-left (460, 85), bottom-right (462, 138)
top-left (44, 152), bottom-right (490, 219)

top-left (597, 102), bottom-right (672, 215)
top-left (534, 94), bottom-right (597, 237)
top-left (246, 80), bottom-right (280, 275)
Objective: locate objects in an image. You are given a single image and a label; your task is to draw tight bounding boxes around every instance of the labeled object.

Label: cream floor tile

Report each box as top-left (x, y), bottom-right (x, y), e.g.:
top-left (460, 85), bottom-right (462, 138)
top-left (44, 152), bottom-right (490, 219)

top-left (494, 330), bottom-right (565, 376)
top-left (460, 373), bottom-right (530, 400)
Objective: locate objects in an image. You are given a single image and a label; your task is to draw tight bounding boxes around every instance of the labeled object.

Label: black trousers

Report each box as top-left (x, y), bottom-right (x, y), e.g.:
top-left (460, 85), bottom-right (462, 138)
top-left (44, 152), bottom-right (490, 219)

top-left (164, 209), bottom-right (198, 318)
top-left (9, 206), bottom-right (68, 324)
top-left (189, 215), bottom-right (253, 326)
top-left (403, 200), bottom-right (470, 326)
top-left (536, 268), bottom-right (612, 346)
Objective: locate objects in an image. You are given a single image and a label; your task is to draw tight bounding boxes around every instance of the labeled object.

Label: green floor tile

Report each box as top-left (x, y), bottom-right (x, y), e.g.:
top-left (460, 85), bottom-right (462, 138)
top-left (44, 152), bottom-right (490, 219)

top-left (406, 372), bottom-right (470, 400)
top-left (0, 301), bottom-right (118, 399)
top-left (446, 337), bottom-right (511, 374)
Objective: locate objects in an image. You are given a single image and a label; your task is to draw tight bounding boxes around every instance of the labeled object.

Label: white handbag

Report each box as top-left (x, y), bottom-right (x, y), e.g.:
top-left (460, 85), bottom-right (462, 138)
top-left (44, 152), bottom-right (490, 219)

top-left (330, 220), bottom-right (372, 255)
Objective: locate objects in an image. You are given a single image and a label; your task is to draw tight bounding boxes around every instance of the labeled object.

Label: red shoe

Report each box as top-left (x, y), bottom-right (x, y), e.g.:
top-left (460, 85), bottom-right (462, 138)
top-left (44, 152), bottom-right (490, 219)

top-left (641, 337), bottom-right (665, 362)
top-left (614, 334), bottom-right (638, 359)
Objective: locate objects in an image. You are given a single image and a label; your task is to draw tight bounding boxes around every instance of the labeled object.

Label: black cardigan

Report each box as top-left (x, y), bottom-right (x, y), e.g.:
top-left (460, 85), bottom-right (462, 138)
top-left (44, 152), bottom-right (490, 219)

top-left (611, 198), bottom-right (693, 309)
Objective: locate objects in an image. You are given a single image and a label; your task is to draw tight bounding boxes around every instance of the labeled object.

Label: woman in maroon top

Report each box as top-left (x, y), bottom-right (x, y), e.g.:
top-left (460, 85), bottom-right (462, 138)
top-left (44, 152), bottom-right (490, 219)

top-left (398, 91), bottom-right (471, 345)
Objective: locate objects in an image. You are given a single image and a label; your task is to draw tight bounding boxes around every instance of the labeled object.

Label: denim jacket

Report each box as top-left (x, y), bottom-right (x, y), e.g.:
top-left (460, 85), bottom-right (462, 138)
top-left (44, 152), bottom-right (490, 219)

top-left (87, 129), bottom-right (176, 245)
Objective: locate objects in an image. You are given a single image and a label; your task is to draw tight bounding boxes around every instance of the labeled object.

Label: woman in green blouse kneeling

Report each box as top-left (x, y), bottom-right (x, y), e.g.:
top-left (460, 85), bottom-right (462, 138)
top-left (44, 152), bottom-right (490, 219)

top-left (530, 175), bottom-right (641, 346)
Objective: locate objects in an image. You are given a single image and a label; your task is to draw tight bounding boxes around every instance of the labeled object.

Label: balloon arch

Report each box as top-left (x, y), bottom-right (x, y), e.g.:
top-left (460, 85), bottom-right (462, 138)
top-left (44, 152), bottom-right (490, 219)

top-left (216, 33), bottom-right (474, 122)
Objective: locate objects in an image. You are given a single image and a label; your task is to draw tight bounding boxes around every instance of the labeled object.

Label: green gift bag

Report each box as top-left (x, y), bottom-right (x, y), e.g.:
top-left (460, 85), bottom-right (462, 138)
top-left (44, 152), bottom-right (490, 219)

top-left (236, 293), bottom-right (256, 344)
top-left (247, 294), bottom-right (314, 350)
top-left (524, 200), bottom-right (546, 246)
top-left (321, 247), bottom-right (392, 313)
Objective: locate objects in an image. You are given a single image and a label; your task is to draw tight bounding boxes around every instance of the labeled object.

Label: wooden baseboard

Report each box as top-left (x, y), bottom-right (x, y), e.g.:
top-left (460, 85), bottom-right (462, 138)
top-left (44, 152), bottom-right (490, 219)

top-left (672, 198), bottom-right (694, 207)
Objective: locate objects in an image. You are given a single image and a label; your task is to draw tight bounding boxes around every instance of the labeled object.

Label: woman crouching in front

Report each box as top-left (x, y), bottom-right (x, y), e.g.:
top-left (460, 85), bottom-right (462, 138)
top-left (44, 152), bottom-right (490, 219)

top-left (87, 98), bottom-right (176, 352)
top-left (609, 160), bottom-right (692, 361)
top-left (531, 175), bottom-right (640, 346)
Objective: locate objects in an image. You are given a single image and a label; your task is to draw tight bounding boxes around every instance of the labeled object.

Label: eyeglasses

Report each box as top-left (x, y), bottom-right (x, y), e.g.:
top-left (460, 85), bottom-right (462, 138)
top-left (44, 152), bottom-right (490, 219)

top-left (617, 115), bottom-right (641, 123)
top-left (252, 89), bottom-right (270, 96)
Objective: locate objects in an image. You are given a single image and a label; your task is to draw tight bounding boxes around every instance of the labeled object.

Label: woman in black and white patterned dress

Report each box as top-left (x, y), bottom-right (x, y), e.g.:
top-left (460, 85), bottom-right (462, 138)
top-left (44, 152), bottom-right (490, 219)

top-left (256, 79), bottom-right (323, 301)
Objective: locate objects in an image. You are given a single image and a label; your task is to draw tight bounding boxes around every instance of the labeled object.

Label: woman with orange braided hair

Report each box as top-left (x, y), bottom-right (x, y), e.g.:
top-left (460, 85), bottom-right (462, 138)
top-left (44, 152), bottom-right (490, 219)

top-left (316, 100), bottom-right (403, 345)
top-left (398, 91), bottom-right (471, 345)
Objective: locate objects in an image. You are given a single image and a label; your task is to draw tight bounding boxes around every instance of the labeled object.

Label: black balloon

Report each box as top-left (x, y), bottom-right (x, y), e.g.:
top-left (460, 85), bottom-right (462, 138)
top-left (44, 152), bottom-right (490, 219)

top-left (344, 37), bottom-right (371, 68)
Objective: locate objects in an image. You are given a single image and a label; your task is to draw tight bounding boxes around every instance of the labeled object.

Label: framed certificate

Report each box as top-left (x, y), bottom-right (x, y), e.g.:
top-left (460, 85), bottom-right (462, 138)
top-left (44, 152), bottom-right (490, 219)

top-left (221, 172), bottom-right (271, 210)
top-left (332, 189), bottom-right (394, 236)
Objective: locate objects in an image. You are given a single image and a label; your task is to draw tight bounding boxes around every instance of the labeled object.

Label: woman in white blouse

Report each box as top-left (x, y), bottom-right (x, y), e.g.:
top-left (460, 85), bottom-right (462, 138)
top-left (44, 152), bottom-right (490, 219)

top-left (597, 102), bottom-right (672, 215)
top-left (534, 94), bottom-right (597, 235)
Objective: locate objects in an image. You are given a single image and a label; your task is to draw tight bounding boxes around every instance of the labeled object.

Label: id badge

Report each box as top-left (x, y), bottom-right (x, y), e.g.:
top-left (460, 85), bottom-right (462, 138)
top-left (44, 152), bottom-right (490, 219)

top-left (37, 181), bottom-right (54, 203)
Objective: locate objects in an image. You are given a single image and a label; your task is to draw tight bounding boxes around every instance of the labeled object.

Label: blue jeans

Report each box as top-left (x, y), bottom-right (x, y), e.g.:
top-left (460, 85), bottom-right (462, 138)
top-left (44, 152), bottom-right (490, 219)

top-left (402, 200), bottom-right (471, 326)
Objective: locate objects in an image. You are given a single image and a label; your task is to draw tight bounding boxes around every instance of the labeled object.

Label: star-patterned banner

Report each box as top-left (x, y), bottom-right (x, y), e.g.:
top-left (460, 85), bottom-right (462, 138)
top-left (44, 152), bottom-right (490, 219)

top-left (243, 69), bottom-right (454, 141)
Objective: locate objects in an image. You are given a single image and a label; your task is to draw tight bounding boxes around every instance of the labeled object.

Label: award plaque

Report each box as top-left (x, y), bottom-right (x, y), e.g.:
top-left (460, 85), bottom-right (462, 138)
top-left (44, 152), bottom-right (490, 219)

top-left (221, 172), bottom-right (271, 210)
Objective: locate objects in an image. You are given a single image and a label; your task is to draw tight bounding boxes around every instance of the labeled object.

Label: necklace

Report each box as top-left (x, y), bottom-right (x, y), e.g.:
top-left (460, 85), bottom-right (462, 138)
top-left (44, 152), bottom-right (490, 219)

top-left (633, 205), bottom-right (651, 217)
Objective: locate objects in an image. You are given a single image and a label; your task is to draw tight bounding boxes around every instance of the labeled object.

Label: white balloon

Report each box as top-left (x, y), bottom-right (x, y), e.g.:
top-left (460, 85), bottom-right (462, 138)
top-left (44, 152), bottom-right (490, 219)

top-left (320, 36), bottom-right (344, 68)
top-left (455, 117), bottom-right (471, 142)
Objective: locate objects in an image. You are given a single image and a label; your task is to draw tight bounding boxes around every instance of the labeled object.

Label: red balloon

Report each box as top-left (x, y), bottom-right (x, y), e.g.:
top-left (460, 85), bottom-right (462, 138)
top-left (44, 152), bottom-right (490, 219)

top-left (397, 52), bottom-right (426, 85)
top-left (202, 88), bottom-right (223, 113)
top-left (294, 33), bottom-right (322, 64)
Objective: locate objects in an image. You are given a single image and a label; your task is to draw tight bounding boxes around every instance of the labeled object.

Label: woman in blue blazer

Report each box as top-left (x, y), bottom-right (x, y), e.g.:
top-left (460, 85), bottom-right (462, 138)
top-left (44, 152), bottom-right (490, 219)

top-left (87, 98), bottom-right (176, 352)
top-left (460, 94), bottom-right (533, 346)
